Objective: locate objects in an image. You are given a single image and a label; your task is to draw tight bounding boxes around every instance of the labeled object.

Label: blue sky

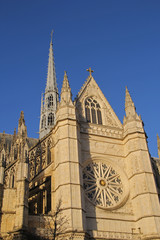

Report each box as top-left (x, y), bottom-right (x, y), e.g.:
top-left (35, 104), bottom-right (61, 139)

top-left (0, 0), bottom-right (160, 157)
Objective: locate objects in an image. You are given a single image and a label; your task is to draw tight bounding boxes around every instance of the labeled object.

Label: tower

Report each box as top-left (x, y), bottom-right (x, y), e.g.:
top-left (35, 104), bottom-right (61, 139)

top-left (39, 32), bottom-right (58, 139)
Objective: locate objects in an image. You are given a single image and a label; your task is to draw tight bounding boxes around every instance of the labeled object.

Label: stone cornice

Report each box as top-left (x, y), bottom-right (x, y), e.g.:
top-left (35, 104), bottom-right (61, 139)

top-left (80, 122), bottom-right (123, 139)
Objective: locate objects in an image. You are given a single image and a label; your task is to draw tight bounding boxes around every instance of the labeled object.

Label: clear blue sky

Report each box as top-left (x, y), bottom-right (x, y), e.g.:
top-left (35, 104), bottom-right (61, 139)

top-left (0, 0), bottom-right (160, 157)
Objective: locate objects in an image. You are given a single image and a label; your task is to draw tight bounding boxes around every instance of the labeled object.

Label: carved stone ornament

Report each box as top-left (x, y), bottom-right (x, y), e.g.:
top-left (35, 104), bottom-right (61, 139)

top-left (83, 158), bottom-right (129, 210)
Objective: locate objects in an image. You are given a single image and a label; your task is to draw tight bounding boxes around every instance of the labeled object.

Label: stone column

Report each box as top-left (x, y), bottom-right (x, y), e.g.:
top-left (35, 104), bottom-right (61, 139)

top-left (14, 161), bottom-right (29, 232)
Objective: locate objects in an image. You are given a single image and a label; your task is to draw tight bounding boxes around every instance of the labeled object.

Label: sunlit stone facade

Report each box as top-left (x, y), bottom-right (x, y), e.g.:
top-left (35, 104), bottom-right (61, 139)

top-left (0, 37), bottom-right (160, 240)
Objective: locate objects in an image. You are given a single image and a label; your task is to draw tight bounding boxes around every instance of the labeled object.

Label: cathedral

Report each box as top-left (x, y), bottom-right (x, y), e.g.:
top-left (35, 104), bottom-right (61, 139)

top-left (1, 34), bottom-right (160, 240)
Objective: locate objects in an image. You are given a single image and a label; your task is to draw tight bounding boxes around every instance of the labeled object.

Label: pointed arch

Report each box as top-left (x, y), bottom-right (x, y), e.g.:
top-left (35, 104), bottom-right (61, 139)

top-left (14, 145), bottom-right (18, 160)
top-left (48, 94), bottom-right (53, 108)
top-left (41, 115), bottom-right (46, 129)
top-left (85, 97), bottom-right (102, 125)
top-left (48, 113), bottom-right (54, 126)
top-left (11, 174), bottom-right (14, 188)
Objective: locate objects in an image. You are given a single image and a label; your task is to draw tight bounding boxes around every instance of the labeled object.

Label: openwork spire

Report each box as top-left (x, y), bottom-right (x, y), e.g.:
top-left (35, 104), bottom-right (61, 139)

top-left (39, 32), bottom-right (59, 139)
top-left (45, 31), bottom-right (57, 92)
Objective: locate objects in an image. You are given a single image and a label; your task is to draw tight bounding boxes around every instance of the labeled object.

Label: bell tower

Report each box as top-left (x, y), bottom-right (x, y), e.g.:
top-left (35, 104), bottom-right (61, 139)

top-left (39, 31), bottom-right (59, 139)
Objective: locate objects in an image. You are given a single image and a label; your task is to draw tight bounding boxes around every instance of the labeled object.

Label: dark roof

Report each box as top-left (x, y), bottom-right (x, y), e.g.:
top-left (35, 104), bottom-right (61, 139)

top-left (0, 132), bottom-right (38, 150)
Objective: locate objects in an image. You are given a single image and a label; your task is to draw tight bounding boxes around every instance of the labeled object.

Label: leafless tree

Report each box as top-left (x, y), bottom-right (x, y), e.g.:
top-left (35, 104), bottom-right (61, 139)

top-left (26, 199), bottom-right (69, 240)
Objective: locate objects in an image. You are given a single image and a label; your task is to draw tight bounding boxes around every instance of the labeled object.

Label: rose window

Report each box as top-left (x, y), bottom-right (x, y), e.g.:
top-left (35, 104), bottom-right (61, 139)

top-left (83, 161), bottom-right (127, 209)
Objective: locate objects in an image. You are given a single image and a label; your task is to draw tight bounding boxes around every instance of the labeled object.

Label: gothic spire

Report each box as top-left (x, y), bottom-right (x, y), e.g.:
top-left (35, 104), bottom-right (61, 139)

top-left (45, 31), bottom-right (57, 92)
top-left (39, 32), bottom-right (59, 139)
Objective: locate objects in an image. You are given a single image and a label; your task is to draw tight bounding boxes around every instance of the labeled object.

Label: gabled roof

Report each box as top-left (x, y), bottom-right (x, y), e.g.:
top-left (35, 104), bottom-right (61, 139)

top-left (75, 75), bottom-right (122, 129)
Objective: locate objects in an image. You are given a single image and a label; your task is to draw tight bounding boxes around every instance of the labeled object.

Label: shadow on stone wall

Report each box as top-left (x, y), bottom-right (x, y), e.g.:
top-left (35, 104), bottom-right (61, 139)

top-left (0, 183), bottom-right (4, 239)
top-left (75, 99), bottom-right (98, 235)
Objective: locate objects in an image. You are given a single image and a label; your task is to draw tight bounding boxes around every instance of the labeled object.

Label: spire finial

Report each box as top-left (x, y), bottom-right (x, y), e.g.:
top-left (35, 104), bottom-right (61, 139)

top-left (87, 67), bottom-right (94, 77)
top-left (51, 29), bottom-right (54, 44)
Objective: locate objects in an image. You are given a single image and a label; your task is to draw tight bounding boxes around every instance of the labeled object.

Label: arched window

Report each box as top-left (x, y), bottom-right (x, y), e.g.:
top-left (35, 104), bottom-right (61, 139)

top-left (12, 175), bottom-right (14, 188)
top-left (85, 107), bottom-right (91, 123)
top-left (48, 113), bottom-right (54, 126)
top-left (41, 115), bottom-right (46, 129)
top-left (91, 108), bottom-right (96, 124)
top-left (47, 146), bottom-right (51, 164)
top-left (97, 109), bottom-right (102, 124)
top-left (14, 146), bottom-right (18, 160)
top-left (48, 94), bottom-right (53, 108)
top-left (19, 143), bottom-right (21, 155)
top-left (85, 97), bottom-right (102, 125)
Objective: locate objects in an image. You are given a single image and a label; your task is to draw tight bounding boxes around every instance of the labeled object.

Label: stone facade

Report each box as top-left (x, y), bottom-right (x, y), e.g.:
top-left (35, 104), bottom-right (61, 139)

top-left (0, 36), bottom-right (160, 240)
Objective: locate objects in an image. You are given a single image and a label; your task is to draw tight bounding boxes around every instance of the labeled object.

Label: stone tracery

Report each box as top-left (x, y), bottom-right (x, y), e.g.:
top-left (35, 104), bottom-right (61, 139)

top-left (83, 161), bottom-right (124, 209)
top-left (85, 97), bottom-right (102, 125)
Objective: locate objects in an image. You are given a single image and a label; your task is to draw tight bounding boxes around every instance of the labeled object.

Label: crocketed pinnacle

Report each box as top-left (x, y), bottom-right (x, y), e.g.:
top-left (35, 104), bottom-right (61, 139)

top-left (125, 86), bottom-right (137, 118)
top-left (18, 111), bottom-right (27, 137)
top-left (61, 71), bottom-right (71, 92)
top-left (19, 111), bottom-right (25, 126)
top-left (60, 71), bottom-right (72, 104)
top-left (157, 134), bottom-right (160, 158)
top-left (125, 86), bottom-right (135, 109)
top-left (13, 128), bottom-right (16, 142)
top-left (45, 32), bottom-right (57, 92)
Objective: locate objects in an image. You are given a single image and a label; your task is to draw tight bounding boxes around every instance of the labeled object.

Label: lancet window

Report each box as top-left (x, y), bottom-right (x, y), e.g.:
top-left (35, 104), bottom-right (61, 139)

top-left (48, 94), bottom-right (53, 108)
top-left (85, 97), bottom-right (102, 124)
top-left (41, 115), bottom-right (46, 129)
top-left (2, 154), bottom-right (5, 163)
top-left (29, 176), bottom-right (51, 215)
top-left (48, 113), bottom-right (54, 126)
top-left (47, 144), bottom-right (51, 165)
top-left (14, 146), bottom-right (18, 160)
top-left (11, 175), bottom-right (14, 188)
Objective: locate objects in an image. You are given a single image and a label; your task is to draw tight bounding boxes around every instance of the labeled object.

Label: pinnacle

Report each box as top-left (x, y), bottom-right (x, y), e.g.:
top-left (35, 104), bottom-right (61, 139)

top-left (13, 128), bottom-right (16, 136)
top-left (19, 111), bottom-right (25, 126)
top-left (125, 86), bottom-right (134, 108)
top-left (61, 71), bottom-right (70, 92)
top-left (157, 134), bottom-right (160, 158)
top-left (124, 86), bottom-right (139, 119)
top-left (60, 71), bottom-right (73, 105)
